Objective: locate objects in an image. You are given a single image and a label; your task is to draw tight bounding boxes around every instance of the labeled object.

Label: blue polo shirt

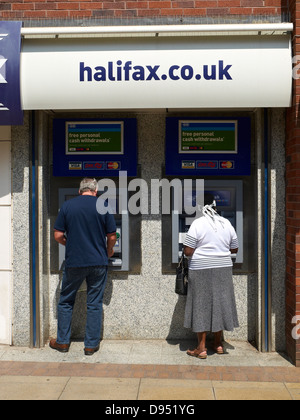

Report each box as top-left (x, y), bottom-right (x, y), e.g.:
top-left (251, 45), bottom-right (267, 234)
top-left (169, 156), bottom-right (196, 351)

top-left (54, 195), bottom-right (116, 268)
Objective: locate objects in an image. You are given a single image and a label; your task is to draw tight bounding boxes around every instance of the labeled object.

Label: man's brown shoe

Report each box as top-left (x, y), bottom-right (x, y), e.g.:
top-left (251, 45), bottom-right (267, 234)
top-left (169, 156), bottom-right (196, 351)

top-left (84, 345), bottom-right (100, 356)
top-left (49, 339), bottom-right (70, 353)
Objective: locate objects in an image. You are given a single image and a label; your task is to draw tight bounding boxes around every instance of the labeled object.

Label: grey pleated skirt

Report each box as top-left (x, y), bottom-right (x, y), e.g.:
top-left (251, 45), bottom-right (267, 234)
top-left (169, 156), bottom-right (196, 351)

top-left (184, 267), bottom-right (239, 333)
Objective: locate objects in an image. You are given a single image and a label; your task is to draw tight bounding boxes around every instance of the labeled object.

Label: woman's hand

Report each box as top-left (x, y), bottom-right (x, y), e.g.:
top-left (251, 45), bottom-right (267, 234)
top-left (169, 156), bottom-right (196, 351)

top-left (184, 246), bottom-right (195, 257)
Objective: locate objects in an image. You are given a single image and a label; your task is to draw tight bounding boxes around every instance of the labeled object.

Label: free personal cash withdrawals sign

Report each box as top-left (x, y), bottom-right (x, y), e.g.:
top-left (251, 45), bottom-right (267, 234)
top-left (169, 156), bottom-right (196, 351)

top-left (20, 35), bottom-right (292, 110)
top-left (179, 121), bottom-right (237, 154)
top-left (66, 122), bottom-right (124, 155)
top-left (165, 117), bottom-right (251, 176)
top-left (53, 118), bottom-right (137, 177)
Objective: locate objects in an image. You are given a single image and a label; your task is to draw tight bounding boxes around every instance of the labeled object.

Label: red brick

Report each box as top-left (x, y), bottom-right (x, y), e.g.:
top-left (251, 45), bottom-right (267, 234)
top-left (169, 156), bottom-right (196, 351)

top-left (161, 8), bottom-right (184, 15)
top-left (252, 7), bottom-right (277, 14)
top-left (149, 1), bottom-right (172, 8)
top-left (23, 10), bottom-right (47, 17)
top-left (57, 3), bottom-right (80, 10)
top-left (92, 9), bottom-right (114, 17)
top-left (265, 0), bottom-right (282, 5)
top-left (219, 0), bottom-right (240, 6)
top-left (115, 9), bottom-right (138, 16)
top-left (103, 2), bottom-right (126, 9)
top-left (195, 0), bottom-right (217, 6)
top-left (126, 2), bottom-right (148, 9)
top-left (70, 10), bottom-right (92, 17)
top-left (0, 4), bottom-right (11, 10)
top-left (184, 8), bottom-right (206, 15)
top-left (173, 1), bottom-right (195, 8)
top-left (126, 1), bottom-right (148, 10)
top-left (230, 7), bottom-right (252, 14)
top-left (0, 11), bottom-right (22, 17)
top-left (36, 3), bottom-right (58, 10)
top-left (241, 0), bottom-right (264, 5)
top-left (137, 9), bottom-right (161, 16)
top-left (80, 2), bottom-right (102, 9)
top-left (207, 7), bottom-right (230, 15)
top-left (12, 3), bottom-right (35, 10)
top-left (46, 10), bottom-right (69, 17)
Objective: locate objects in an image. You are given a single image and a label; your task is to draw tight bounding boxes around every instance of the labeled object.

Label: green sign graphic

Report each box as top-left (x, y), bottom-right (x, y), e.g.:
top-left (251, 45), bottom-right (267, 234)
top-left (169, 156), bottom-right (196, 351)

top-left (179, 120), bottom-right (237, 154)
top-left (66, 122), bottom-right (124, 155)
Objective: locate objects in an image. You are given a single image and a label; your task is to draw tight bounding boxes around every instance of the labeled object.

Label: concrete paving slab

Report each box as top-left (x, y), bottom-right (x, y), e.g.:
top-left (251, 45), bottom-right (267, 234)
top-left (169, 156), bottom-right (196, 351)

top-left (59, 377), bottom-right (140, 400)
top-left (0, 375), bottom-right (69, 400)
top-left (212, 381), bottom-right (293, 400)
top-left (138, 378), bottom-right (215, 400)
top-left (285, 383), bottom-right (300, 400)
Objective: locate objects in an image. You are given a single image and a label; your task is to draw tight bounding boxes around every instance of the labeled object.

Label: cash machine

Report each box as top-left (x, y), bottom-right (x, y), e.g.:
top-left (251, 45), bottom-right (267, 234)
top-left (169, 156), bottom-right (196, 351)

top-left (164, 116), bottom-right (252, 270)
top-left (171, 179), bottom-right (244, 264)
top-left (58, 188), bottom-right (130, 271)
top-left (53, 118), bottom-right (138, 272)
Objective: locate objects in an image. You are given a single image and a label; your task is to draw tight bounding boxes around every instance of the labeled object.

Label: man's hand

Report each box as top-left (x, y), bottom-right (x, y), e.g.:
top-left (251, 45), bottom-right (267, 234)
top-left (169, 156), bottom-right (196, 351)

top-left (54, 230), bottom-right (67, 246)
top-left (107, 232), bottom-right (117, 258)
top-left (107, 247), bottom-right (115, 258)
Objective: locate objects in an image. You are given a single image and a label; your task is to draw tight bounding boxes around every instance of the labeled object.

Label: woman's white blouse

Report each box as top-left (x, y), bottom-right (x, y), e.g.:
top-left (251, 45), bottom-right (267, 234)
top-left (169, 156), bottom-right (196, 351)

top-left (184, 216), bottom-right (239, 270)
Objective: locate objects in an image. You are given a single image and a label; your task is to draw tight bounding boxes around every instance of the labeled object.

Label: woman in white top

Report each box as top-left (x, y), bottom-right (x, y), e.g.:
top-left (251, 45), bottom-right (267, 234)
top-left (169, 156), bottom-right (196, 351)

top-left (183, 193), bottom-right (239, 360)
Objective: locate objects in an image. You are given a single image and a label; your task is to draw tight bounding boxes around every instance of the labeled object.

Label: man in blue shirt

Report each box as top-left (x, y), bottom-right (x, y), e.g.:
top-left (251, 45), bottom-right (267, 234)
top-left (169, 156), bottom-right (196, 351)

top-left (50, 178), bottom-right (116, 356)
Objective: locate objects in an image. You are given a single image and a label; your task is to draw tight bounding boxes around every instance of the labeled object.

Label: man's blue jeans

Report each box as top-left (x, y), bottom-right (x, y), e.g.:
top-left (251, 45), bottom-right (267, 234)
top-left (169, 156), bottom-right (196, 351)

top-left (57, 265), bottom-right (108, 348)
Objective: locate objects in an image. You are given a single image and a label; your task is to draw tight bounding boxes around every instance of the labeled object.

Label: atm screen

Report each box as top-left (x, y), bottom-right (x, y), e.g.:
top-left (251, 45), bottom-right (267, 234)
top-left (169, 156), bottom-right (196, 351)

top-left (178, 187), bottom-right (237, 249)
top-left (206, 190), bottom-right (232, 208)
top-left (65, 194), bottom-right (77, 201)
top-left (171, 180), bottom-right (243, 264)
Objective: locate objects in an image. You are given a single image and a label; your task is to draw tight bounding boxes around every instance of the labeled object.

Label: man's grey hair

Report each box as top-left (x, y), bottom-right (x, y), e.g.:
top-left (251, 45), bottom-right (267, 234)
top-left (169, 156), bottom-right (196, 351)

top-left (79, 178), bottom-right (98, 193)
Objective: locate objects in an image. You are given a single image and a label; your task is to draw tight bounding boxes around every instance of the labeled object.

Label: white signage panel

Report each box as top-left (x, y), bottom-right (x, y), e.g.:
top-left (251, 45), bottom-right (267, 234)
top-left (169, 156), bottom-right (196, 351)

top-left (20, 36), bottom-right (292, 110)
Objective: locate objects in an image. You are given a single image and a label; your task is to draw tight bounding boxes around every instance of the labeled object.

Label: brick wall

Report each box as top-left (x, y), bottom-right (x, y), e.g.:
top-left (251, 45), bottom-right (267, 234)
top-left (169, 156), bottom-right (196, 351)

top-left (286, 0), bottom-right (300, 367)
top-left (0, 0), bottom-right (288, 21)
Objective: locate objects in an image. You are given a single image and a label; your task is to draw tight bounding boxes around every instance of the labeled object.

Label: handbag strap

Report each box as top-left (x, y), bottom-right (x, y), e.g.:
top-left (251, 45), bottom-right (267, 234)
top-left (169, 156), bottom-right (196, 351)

top-left (177, 248), bottom-right (185, 268)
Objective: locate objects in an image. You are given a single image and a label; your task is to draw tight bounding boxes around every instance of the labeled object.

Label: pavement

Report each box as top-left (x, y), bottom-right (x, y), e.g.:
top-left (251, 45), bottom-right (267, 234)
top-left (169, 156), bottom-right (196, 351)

top-left (0, 339), bottom-right (300, 401)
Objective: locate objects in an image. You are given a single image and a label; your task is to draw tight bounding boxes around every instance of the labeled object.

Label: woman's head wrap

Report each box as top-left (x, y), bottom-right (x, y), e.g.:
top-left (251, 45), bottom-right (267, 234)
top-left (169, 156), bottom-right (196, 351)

top-left (200, 193), bottom-right (225, 231)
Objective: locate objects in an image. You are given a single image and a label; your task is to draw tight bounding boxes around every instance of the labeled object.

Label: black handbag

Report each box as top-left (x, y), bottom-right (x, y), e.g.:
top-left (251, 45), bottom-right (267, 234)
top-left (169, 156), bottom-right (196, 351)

top-left (175, 249), bottom-right (189, 296)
